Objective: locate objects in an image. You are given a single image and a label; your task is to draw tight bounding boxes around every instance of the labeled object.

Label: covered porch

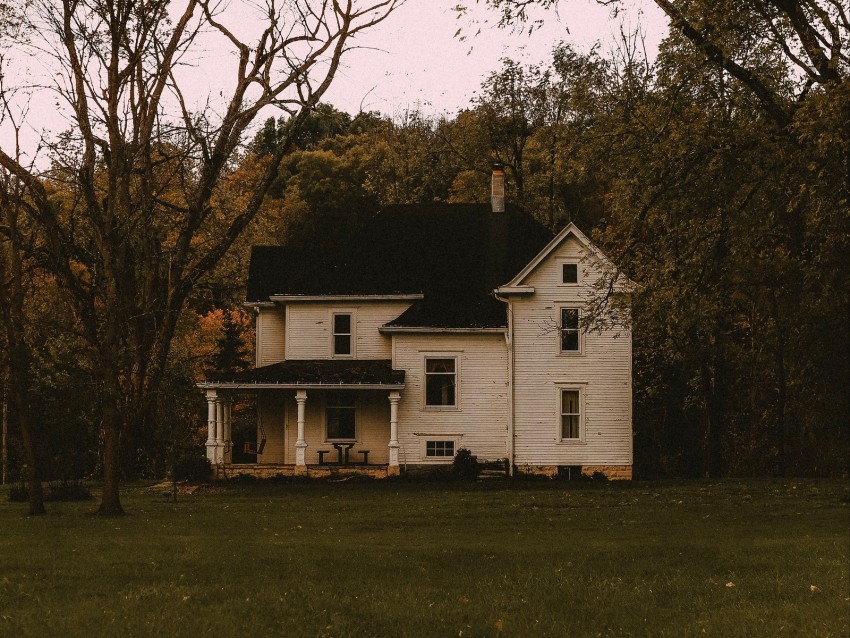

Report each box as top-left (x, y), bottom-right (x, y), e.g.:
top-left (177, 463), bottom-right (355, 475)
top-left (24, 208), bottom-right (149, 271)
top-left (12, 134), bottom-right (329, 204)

top-left (199, 360), bottom-right (405, 478)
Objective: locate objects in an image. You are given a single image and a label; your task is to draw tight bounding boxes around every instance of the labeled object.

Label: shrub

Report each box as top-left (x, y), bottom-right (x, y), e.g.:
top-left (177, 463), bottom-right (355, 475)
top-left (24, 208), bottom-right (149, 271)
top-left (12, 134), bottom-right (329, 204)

top-left (48, 482), bottom-right (93, 501)
top-left (8, 481), bottom-right (92, 502)
top-left (173, 454), bottom-right (212, 483)
top-left (8, 485), bottom-right (28, 502)
top-left (453, 448), bottom-right (479, 480)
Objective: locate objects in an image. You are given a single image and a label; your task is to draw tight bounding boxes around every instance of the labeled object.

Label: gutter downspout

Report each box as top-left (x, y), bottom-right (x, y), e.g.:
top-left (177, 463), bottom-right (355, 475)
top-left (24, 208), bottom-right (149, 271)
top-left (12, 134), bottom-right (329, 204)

top-left (495, 293), bottom-right (514, 476)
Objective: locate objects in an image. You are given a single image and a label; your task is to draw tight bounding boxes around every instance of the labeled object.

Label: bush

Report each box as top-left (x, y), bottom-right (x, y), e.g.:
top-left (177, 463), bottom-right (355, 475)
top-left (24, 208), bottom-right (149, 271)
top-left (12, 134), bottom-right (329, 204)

top-left (173, 454), bottom-right (212, 483)
top-left (8, 481), bottom-right (92, 502)
top-left (48, 482), bottom-right (93, 501)
top-left (8, 485), bottom-right (28, 502)
top-left (453, 448), bottom-right (479, 480)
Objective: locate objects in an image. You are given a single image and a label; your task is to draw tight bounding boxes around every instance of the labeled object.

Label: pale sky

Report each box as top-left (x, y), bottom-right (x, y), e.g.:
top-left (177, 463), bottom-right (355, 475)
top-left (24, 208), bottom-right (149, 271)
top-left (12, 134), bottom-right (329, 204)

top-left (325, 0), bottom-right (668, 117)
top-left (0, 1), bottom-right (668, 159)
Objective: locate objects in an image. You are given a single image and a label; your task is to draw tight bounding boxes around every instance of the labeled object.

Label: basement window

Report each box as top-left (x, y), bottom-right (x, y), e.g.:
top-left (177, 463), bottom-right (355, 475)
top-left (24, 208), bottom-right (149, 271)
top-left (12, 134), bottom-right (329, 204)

top-left (425, 440), bottom-right (455, 458)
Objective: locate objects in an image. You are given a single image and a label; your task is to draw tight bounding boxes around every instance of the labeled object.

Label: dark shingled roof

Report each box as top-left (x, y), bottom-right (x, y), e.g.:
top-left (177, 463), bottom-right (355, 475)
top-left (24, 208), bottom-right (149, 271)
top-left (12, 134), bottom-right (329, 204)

top-left (212, 359), bottom-right (404, 386)
top-left (247, 204), bottom-right (554, 328)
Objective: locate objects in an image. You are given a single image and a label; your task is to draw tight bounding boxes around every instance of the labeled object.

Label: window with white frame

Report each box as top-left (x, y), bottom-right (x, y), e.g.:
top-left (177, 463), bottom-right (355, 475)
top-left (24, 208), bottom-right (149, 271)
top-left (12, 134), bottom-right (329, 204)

top-left (562, 263), bottom-right (578, 284)
top-left (425, 357), bottom-right (457, 407)
top-left (560, 308), bottom-right (580, 353)
top-left (424, 440), bottom-right (455, 458)
top-left (326, 393), bottom-right (356, 440)
top-left (332, 313), bottom-right (352, 356)
top-left (560, 389), bottom-right (581, 439)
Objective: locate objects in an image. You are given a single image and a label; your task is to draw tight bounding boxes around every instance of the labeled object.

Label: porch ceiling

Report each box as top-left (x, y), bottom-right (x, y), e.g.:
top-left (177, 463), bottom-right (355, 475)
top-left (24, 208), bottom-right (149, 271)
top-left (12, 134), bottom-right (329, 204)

top-left (200, 359), bottom-right (404, 389)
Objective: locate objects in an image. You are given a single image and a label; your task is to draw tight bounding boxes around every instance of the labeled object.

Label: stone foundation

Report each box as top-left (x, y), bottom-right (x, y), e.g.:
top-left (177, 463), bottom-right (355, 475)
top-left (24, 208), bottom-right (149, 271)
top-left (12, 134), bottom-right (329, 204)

top-left (580, 465), bottom-right (633, 480)
top-left (516, 465), bottom-right (559, 478)
top-left (215, 463), bottom-right (390, 480)
top-left (213, 462), bottom-right (632, 481)
top-left (514, 464), bottom-right (633, 480)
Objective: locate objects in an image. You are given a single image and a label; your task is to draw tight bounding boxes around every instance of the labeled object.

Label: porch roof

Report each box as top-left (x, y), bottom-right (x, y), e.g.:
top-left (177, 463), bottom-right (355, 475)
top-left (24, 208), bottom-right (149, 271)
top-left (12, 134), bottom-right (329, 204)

top-left (199, 359), bottom-right (405, 389)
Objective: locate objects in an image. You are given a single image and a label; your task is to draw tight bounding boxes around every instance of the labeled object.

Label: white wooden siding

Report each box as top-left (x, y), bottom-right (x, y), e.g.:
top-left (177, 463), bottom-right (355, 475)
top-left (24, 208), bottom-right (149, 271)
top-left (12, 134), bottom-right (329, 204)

top-left (256, 308), bottom-right (286, 366)
top-left (257, 392), bottom-right (286, 462)
top-left (511, 234), bottom-right (632, 466)
top-left (393, 333), bottom-right (509, 463)
top-left (284, 302), bottom-right (411, 360)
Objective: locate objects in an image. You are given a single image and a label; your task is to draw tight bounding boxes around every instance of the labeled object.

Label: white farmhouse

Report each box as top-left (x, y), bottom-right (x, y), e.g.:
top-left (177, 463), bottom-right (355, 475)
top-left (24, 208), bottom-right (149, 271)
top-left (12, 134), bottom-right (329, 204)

top-left (200, 168), bottom-right (632, 479)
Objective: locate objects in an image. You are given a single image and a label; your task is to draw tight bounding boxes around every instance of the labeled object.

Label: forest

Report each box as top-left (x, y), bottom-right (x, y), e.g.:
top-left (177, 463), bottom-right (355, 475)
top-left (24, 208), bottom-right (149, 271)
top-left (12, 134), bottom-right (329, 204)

top-left (0, 0), bottom-right (847, 515)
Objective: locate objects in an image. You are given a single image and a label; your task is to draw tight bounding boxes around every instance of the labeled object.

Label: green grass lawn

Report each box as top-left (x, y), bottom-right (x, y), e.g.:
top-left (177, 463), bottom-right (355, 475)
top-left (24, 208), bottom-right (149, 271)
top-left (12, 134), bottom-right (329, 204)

top-left (0, 479), bottom-right (847, 637)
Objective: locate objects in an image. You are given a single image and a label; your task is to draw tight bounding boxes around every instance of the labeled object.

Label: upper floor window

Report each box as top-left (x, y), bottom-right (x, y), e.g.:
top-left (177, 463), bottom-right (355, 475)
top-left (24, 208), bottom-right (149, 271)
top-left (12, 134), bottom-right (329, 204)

top-left (562, 263), bottom-right (578, 284)
top-left (425, 357), bottom-right (457, 408)
top-left (332, 313), bottom-right (352, 356)
top-left (560, 308), bottom-right (580, 353)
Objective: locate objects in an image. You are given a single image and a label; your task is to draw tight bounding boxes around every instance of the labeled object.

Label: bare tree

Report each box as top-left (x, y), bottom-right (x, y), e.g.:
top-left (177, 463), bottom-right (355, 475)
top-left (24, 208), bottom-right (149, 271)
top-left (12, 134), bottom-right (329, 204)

top-left (0, 80), bottom-right (46, 515)
top-left (0, 0), bottom-right (400, 514)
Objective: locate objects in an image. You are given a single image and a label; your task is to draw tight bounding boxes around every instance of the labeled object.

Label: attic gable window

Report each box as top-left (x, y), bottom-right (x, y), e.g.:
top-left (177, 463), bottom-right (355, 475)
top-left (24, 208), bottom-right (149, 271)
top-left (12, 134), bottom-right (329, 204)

top-left (562, 263), bottom-right (578, 284)
top-left (332, 313), bottom-right (352, 356)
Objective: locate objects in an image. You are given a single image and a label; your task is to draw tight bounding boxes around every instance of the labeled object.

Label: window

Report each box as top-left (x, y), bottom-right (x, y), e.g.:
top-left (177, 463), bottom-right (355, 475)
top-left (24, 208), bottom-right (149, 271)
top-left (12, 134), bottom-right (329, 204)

top-left (560, 308), bottom-right (580, 352)
top-left (425, 357), bottom-right (456, 407)
top-left (561, 390), bottom-right (581, 439)
top-left (326, 393), bottom-right (355, 440)
top-left (562, 263), bottom-right (578, 284)
top-left (425, 440), bottom-right (455, 458)
top-left (332, 313), bottom-right (352, 356)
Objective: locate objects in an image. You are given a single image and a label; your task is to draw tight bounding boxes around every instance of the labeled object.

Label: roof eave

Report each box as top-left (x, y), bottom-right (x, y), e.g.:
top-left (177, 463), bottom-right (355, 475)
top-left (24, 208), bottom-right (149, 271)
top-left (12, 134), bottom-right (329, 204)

top-left (197, 382), bottom-right (406, 390)
top-left (493, 285), bottom-right (535, 295)
top-left (268, 294), bottom-right (423, 302)
top-left (379, 326), bottom-right (507, 334)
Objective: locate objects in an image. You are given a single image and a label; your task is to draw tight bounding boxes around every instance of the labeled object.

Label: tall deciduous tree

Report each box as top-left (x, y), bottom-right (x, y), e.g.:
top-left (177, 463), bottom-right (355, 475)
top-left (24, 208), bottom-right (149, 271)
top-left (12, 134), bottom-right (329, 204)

top-left (480, 0), bottom-right (849, 476)
top-left (0, 0), bottom-right (400, 514)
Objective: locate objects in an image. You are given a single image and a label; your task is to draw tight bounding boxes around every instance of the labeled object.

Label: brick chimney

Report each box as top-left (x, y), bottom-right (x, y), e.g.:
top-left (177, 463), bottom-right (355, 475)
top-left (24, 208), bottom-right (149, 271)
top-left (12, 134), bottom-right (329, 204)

top-left (491, 163), bottom-right (505, 213)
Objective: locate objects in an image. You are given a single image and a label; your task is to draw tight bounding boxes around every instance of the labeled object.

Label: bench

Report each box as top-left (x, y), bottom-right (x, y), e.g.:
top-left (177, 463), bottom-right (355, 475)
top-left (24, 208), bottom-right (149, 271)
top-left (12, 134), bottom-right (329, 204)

top-left (357, 450), bottom-right (370, 465)
top-left (316, 450), bottom-right (331, 465)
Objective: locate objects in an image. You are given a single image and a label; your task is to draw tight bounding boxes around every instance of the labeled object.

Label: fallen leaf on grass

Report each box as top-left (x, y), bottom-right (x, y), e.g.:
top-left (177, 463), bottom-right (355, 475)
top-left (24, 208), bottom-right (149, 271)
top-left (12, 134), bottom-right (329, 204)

top-left (810, 585), bottom-right (820, 593)
top-left (725, 582), bottom-right (735, 588)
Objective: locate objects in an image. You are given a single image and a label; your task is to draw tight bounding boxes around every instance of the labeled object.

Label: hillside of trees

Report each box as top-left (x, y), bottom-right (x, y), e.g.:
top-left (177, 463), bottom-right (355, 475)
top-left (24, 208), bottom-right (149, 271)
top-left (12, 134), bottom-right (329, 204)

top-left (1, 0), bottom-right (847, 514)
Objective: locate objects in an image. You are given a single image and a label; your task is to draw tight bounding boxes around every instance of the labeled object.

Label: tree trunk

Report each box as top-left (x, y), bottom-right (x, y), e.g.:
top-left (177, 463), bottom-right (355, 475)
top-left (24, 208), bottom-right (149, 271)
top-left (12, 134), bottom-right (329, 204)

top-left (768, 291), bottom-right (788, 476)
top-left (19, 413), bottom-right (46, 516)
top-left (2, 360), bottom-right (45, 515)
top-left (702, 352), bottom-right (727, 478)
top-left (97, 412), bottom-right (124, 515)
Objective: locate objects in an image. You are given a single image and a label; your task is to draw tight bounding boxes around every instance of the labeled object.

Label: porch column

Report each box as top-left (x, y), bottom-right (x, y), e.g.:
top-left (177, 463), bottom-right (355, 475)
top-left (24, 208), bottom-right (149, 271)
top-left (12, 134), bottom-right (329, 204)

top-left (215, 398), bottom-right (225, 464)
top-left (295, 390), bottom-right (308, 473)
top-left (205, 390), bottom-right (217, 462)
top-left (223, 398), bottom-right (233, 464)
top-left (388, 391), bottom-right (400, 476)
